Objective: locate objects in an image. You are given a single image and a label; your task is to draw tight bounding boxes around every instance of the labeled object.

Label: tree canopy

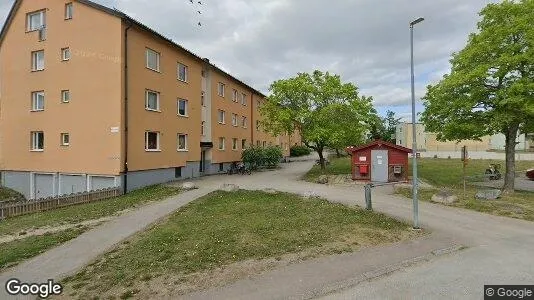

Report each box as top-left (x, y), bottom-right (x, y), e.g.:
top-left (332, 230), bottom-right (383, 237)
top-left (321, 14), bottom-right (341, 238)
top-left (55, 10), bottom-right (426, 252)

top-left (421, 0), bottom-right (534, 191)
top-left (261, 70), bottom-right (376, 168)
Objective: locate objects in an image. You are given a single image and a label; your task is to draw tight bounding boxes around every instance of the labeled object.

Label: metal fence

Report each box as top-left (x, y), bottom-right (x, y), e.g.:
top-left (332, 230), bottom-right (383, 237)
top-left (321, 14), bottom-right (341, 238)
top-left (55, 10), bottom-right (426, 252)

top-left (0, 188), bottom-right (121, 220)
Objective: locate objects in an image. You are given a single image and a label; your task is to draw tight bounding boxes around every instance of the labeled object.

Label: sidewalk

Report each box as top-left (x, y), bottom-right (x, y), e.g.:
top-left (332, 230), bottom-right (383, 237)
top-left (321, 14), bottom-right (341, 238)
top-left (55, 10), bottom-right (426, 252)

top-left (0, 187), bottom-right (215, 299)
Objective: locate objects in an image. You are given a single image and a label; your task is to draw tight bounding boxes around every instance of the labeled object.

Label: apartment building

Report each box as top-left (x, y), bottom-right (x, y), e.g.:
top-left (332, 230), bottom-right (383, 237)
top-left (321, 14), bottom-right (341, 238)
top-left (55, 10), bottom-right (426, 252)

top-left (0, 0), bottom-right (299, 199)
top-left (395, 123), bottom-right (532, 152)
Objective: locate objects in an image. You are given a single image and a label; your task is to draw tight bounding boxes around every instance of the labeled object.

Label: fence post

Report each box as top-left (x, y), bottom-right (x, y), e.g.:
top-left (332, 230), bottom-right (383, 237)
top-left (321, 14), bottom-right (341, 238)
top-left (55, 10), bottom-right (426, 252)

top-left (364, 184), bottom-right (373, 211)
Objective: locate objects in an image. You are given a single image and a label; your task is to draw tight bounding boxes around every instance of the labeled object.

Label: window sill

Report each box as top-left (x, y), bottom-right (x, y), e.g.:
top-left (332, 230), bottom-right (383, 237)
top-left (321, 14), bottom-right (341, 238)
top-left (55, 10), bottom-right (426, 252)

top-left (30, 109), bottom-right (44, 112)
top-left (62, 59), bottom-right (70, 62)
top-left (31, 69), bottom-right (45, 73)
top-left (177, 149), bottom-right (188, 152)
top-left (218, 149), bottom-right (225, 151)
top-left (178, 79), bottom-right (188, 84)
top-left (218, 122), bottom-right (226, 125)
top-left (178, 114), bottom-right (189, 118)
top-left (61, 144), bottom-right (70, 147)
top-left (145, 149), bottom-right (161, 152)
top-left (146, 67), bottom-right (161, 73)
top-left (30, 149), bottom-right (44, 152)
top-left (62, 101), bottom-right (70, 104)
top-left (145, 108), bottom-right (161, 113)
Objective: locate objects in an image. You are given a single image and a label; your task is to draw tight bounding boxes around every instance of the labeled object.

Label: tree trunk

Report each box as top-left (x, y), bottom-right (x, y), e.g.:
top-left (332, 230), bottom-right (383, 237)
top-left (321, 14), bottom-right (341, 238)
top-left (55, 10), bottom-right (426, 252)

top-left (335, 149), bottom-right (342, 158)
top-left (317, 149), bottom-right (326, 170)
top-left (503, 125), bottom-right (519, 193)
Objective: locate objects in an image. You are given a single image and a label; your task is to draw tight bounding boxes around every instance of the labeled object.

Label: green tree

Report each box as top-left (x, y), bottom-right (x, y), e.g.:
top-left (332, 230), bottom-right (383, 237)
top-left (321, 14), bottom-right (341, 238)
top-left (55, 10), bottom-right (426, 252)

top-left (367, 110), bottom-right (400, 143)
top-left (261, 70), bottom-right (375, 169)
top-left (421, 0), bottom-right (534, 192)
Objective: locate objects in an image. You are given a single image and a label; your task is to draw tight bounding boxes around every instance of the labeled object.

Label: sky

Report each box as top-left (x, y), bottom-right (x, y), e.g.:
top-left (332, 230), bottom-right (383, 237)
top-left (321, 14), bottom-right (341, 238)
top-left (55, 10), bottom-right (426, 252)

top-left (0, 0), bottom-right (498, 120)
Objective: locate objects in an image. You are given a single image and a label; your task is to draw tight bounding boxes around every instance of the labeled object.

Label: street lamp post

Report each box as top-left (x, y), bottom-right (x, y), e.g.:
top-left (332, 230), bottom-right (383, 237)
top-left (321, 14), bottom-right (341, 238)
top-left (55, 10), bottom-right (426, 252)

top-left (410, 17), bottom-right (424, 230)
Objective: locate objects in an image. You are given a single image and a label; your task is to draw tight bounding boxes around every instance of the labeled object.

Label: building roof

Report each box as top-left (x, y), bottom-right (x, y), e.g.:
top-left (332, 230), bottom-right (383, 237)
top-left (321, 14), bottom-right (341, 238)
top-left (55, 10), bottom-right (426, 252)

top-left (0, 0), bottom-right (266, 98)
top-left (346, 140), bottom-right (412, 154)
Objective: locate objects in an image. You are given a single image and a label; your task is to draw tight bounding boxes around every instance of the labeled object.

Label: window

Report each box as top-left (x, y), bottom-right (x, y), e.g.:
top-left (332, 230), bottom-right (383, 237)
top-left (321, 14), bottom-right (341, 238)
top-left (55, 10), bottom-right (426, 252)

top-left (27, 10), bottom-right (45, 32)
top-left (65, 3), bottom-right (73, 20)
top-left (31, 91), bottom-right (45, 111)
top-left (177, 99), bottom-right (188, 116)
top-left (31, 131), bottom-right (44, 151)
top-left (218, 137), bottom-right (225, 150)
top-left (145, 90), bottom-right (160, 111)
top-left (175, 167), bottom-right (182, 178)
top-left (232, 89), bottom-right (238, 102)
top-left (61, 133), bottom-right (70, 146)
top-left (218, 83), bottom-right (225, 97)
top-left (201, 91), bottom-right (205, 107)
top-left (146, 48), bottom-right (160, 72)
top-left (145, 131), bottom-right (160, 151)
top-left (242, 116), bottom-right (248, 128)
top-left (177, 134), bottom-right (188, 151)
top-left (242, 139), bottom-right (247, 150)
top-left (263, 141), bottom-right (267, 147)
top-left (61, 48), bottom-right (71, 61)
top-left (256, 120), bottom-right (260, 131)
top-left (218, 110), bottom-right (226, 124)
top-left (219, 163), bottom-right (224, 172)
top-left (201, 121), bottom-right (205, 136)
top-left (241, 93), bottom-right (247, 106)
top-left (232, 114), bottom-right (238, 127)
top-left (232, 138), bottom-right (238, 150)
top-left (61, 90), bottom-right (70, 103)
top-left (178, 63), bottom-right (188, 82)
top-left (256, 140), bottom-right (261, 147)
top-left (31, 50), bottom-right (44, 71)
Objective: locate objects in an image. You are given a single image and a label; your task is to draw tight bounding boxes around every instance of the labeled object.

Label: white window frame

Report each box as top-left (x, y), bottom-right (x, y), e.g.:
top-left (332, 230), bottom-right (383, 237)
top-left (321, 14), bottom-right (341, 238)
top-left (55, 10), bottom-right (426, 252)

top-left (232, 114), bottom-right (238, 127)
top-left (241, 93), bottom-right (247, 106)
top-left (31, 50), bottom-right (44, 71)
top-left (177, 133), bottom-right (188, 151)
top-left (61, 133), bottom-right (70, 146)
top-left (65, 3), bottom-right (73, 20)
top-left (232, 138), bottom-right (238, 151)
top-left (232, 89), bottom-right (238, 102)
top-left (218, 137), bottom-right (226, 151)
top-left (146, 48), bottom-right (160, 72)
top-left (242, 116), bottom-right (248, 128)
top-left (31, 131), bottom-right (44, 151)
top-left (27, 10), bottom-right (46, 32)
top-left (31, 91), bottom-right (45, 111)
top-left (145, 131), bottom-right (160, 151)
top-left (145, 90), bottom-right (160, 111)
top-left (218, 83), bottom-right (225, 97)
top-left (177, 99), bottom-right (188, 117)
top-left (61, 47), bottom-right (71, 61)
top-left (242, 139), bottom-right (247, 150)
top-left (177, 63), bottom-right (188, 82)
top-left (218, 110), bottom-right (226, 124)
top-left (61, 90), bottom-right (70, 103)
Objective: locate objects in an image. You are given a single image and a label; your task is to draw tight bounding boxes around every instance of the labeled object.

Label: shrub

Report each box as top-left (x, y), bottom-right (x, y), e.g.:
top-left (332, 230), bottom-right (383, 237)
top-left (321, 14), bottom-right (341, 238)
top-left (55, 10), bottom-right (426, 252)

top-left (263, 146), bottom-right (283, 168)
top-left (290, 145), bottom-right (311, 157)
top-left (242, 146), bottom-right (283, 169)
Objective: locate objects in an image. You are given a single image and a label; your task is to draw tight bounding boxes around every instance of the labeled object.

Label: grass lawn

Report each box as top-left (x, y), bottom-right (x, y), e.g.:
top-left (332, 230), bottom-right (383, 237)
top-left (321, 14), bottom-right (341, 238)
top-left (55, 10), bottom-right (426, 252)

top-left (303, 156), bottom-right (352, 182)
top-left (0, 185), bottom-right (181, 236)
top-left (0, 228), bottom-right (86, 270)
top-left (61, 190), bottom-right (419, 299)
top-left (304, 156), bottom-right (534, 220)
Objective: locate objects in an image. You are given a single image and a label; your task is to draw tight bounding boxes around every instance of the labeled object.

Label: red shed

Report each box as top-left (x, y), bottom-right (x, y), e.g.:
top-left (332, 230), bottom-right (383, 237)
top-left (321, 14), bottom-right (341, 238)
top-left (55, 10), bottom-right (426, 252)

top-left (346, 140), bottom-right (412, 183)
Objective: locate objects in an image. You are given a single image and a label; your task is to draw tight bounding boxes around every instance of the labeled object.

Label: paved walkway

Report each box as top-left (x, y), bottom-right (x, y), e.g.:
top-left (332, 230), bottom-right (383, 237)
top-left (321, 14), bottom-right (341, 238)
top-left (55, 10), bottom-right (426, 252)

top-left (0, 187), bottom-right (215, 299)
top-left (191, 159), bottom-right (534, 300)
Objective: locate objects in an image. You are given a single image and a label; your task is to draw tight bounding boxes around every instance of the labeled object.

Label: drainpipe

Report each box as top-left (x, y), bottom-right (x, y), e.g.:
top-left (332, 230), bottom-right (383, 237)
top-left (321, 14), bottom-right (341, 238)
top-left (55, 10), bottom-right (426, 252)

top-left (123, 23), bottom-right (132, 195)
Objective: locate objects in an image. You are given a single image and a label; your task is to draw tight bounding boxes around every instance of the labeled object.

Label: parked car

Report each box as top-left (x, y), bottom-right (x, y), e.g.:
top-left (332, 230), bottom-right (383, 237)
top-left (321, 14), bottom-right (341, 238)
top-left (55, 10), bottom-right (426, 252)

top-left (526, 169), bottom-right (534, 180)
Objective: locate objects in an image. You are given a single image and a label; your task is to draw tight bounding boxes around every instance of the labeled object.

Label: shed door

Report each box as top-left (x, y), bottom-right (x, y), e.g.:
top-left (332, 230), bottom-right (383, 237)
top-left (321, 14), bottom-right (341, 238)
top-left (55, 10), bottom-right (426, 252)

top-left (371, 150), bottom-right (389, 182)
top-left (34, 174), bottom-right (54, 199)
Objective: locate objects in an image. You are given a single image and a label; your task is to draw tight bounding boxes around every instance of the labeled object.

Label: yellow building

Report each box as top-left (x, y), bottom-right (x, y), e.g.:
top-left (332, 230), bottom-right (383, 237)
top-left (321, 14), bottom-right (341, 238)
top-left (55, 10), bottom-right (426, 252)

top-left (0, 0), bottom-right (299, 199)
top-left (396, 123), bottom-right (490, 151)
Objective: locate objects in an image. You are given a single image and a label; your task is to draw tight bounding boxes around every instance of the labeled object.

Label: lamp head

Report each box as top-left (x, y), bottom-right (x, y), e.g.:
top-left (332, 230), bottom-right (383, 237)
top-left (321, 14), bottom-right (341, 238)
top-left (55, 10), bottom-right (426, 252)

top-left (410, 17), bottom-right (425, 27)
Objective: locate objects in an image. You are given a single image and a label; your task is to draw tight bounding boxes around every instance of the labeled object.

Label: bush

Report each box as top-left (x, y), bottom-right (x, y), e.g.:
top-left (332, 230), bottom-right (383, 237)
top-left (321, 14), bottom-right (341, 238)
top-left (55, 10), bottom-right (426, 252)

top-left (290, 145), bottom-right (311, 157)
top-left (242, 146), bottom-right (283, 170)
